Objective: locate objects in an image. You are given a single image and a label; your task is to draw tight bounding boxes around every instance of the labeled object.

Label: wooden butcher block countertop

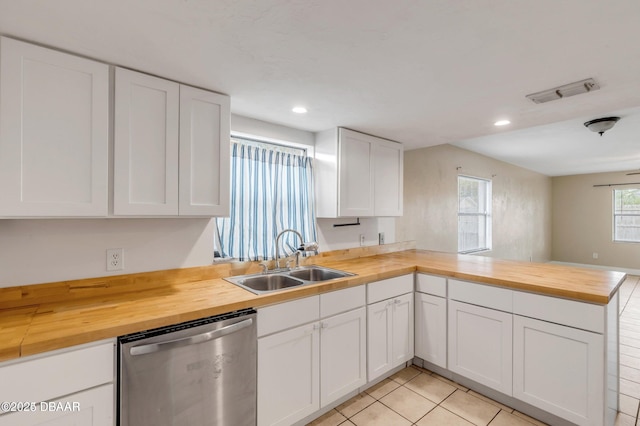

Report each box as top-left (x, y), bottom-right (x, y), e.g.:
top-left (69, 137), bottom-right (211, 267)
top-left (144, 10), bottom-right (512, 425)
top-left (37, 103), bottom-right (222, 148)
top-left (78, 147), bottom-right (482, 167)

top-left (0, 243), bottom-right (626, 362)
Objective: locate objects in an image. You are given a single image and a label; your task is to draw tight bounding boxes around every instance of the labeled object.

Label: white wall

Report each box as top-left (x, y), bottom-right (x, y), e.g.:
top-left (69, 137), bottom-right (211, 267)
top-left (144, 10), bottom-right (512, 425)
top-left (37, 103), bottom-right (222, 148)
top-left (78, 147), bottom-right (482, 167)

top-left (397, 144), bottom-right (552, 262)
top-left (316, 217), bottom-right (395, 251)
top-left (0, 218), bottom-right (216, 286)
top-left (231, 114), bottom-right (315, 147)
top-left (0, 116), bottom-right (394, 287)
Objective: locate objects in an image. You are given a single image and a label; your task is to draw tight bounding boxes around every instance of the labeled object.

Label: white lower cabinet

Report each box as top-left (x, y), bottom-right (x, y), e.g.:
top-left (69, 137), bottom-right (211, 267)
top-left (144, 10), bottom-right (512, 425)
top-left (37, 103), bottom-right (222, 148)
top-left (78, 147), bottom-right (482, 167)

top-left (258, 321), bottom-right (320, 426)
top-left (0, 339), bottom-right (115, 426)
top-left (414, 274), bottom-right (447, 369)
top-left (513, 314), bottom-right (604, 425)
top-left (448, 300), bottom-right (513, 395)
top-left (367, 275), bottom-right (414, 381)
top-left (258, 286), bottom-right (366, 426)
top-left (0, 384), bottom-right (113, 426)
top-left (443, 279), bottom-right (615, 426)
top-left (320, 307), bottom-right (367, 406)
top-left (415, 292), bottom-right (447, 368)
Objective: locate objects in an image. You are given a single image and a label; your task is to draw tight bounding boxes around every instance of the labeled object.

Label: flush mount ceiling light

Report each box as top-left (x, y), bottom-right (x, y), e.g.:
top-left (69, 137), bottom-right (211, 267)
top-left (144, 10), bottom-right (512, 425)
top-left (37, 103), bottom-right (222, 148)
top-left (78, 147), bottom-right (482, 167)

top-left (292, 106), bottom-right (307, 114)
top-left (525, 78), bottom-right (600, 104)
top-left (584, 116), bottom-right (620, 136)
top-left (494, 119), bottom-right (511, 126)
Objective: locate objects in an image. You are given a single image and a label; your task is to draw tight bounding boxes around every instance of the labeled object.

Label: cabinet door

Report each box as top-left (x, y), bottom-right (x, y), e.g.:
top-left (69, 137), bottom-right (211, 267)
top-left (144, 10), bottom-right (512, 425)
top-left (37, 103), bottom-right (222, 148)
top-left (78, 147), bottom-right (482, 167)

top-left (338, 129), bottom-right (374, 217)
top-left (320, 307), bottom-right (366, 407)
top-left (513, 315), bottom-right (604, 426)
top-left (0, 383), bottom-right (113, 426)
top-left (258, 323), bottom-right (320, 426)
top-left (373, 139), bottom-right (403, 216)
top-left (0, 37), bottom-right (109, 217)
top-left (179, 85), bottom-right (230, 216)
top-left (391, 292), bottom-right (414, 365)
top-left (367, 299), bottom-right (392, 381)
top-left (448, 300), bottom-right (512, 395)
top-left (415, 293), bottom-right (447, 368)
top-left (114, 67), bottom-right (179, 215)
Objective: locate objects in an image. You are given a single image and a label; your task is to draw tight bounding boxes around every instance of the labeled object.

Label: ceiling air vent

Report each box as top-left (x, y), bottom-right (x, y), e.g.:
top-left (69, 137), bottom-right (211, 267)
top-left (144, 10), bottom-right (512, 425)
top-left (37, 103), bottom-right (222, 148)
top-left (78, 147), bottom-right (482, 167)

top-left (525, 78), bottom-right (600, 104)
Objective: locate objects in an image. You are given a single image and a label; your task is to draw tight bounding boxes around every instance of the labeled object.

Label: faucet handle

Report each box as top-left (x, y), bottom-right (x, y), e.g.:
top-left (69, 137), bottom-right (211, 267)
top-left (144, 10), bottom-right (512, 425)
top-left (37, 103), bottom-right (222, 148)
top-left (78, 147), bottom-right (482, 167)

top-left (258, 262), bottom-right (269, 274)
top-left (299, 242), bottom-right (319, 252)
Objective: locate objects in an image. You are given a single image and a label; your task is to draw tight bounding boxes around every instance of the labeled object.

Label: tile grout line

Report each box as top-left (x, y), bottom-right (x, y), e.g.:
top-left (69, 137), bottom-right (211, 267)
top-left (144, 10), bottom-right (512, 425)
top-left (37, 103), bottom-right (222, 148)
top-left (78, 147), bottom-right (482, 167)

top-left (354, 370), bottom-right (539, 426)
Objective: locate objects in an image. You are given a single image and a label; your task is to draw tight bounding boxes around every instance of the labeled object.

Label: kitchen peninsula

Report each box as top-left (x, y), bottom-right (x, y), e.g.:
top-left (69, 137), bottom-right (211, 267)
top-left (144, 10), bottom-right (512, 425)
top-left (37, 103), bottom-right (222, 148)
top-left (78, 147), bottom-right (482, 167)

top-left (0, 242), bottom-right (625, 426)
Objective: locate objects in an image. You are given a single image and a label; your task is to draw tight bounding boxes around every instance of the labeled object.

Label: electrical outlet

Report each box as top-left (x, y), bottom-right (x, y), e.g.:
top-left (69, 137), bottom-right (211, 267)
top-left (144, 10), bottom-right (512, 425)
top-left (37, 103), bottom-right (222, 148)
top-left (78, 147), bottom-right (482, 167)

top-left (593, 252), bottom-right (599, 259)
top-left (359, 234), bottom-right (365, 246)
top-left (107, 248), bottom-right (124, 271)
top-left (378, 232), bottom-right (385, 245)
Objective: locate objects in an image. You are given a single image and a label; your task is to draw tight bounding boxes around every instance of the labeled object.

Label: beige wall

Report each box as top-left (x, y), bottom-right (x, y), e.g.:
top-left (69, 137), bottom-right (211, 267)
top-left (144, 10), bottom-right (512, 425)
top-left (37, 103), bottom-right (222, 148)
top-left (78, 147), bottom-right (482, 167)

top-left (396, 144), bottom-right (552, 262)
top-left (552, 171), bottom-right (640, 269)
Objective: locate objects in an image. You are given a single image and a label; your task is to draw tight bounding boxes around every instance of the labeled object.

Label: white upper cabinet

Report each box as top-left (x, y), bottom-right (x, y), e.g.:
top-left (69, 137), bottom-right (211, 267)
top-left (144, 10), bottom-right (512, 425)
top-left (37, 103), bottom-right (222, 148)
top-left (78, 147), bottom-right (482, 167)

top-left (338, 130), bottom-right (374, 217)
top-left (0, 37), bottom-right (109, 217)
top-left (114, 67), bottom-right (230, 216)
top-left (114, 67), bottom-right (180, 215)
top-left (179, 85), bottom-right (230, 216)
top-left (373, 139), bottom-right (403, 216)
top-left (315, 128), bottom-right (403, 218)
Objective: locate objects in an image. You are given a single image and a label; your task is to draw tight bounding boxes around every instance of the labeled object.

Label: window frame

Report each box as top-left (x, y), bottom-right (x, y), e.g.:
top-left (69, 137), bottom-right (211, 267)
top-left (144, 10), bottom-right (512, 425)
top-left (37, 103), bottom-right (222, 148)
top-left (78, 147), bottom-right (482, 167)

top-left (613, 188), bottom-right (640, 243)
top-left (457, 174), bottom-right (492, 254)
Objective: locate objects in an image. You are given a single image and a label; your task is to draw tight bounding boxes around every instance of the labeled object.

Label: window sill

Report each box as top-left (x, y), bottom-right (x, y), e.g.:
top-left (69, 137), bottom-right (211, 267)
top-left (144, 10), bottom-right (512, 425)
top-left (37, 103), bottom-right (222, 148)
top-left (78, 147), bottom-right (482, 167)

top-left (458, 248), bottom-right (492, 255)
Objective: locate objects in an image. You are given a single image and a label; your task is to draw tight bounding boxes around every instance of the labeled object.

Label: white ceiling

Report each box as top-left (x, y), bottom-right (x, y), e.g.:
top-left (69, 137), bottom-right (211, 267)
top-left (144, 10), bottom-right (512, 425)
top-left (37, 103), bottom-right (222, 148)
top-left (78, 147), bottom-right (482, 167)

top-left (1, 0), bottom-right (640, 177)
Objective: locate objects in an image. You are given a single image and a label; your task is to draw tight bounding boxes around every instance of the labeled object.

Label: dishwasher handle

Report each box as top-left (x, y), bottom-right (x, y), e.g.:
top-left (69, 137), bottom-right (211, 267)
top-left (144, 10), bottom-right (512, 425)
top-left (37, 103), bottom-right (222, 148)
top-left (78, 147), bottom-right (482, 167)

top-left (129, 317), bottom-right (254, 356)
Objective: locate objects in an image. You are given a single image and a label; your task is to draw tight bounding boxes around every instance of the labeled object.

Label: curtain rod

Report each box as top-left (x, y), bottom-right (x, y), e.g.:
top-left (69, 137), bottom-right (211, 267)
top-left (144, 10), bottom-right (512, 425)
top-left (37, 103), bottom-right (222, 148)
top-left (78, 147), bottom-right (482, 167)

top-left (593, 182), bottom-right (640, 187)
top-left (231, 135), bottom-right (308, 154)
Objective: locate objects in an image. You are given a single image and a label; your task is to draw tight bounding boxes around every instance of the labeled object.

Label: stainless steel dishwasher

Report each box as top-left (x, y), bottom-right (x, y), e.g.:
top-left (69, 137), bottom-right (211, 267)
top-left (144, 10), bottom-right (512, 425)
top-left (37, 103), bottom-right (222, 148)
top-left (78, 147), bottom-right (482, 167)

top-left (118, 308), bottom-right (257, 426)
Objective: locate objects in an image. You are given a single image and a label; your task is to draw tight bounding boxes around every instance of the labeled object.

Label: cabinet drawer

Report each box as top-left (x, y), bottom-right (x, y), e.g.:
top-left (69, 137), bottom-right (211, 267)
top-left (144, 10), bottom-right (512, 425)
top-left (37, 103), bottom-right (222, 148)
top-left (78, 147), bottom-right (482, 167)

top-left (0, 339), bottom-right (115, 404)
top-left (513, 291), bottom-right (604, 333)
top-left (258, 296), bottom-right (319, 337)
top-left (449, 279), bottom-right (512, 312)
top-left (416, 274), bottom-right (446, 297)
top-left (367, 274), bottom-right (413, 304)
top-left (320, 285), bottom-right (365, 318)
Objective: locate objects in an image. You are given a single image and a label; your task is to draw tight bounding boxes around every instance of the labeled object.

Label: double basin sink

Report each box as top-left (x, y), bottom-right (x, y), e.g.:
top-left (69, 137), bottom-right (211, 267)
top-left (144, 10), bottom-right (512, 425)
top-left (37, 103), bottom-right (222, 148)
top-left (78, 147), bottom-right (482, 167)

top-left (225, 265), bottom-right (355, 294)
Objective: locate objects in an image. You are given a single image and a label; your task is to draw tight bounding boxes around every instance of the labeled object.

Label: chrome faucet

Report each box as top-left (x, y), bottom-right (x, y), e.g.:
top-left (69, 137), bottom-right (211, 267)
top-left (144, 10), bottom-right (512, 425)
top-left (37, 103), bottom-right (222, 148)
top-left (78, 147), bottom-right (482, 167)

top-left (274, 229), bottom-right (318, 269)
top-left (275, 229), bottom-right (303, 269)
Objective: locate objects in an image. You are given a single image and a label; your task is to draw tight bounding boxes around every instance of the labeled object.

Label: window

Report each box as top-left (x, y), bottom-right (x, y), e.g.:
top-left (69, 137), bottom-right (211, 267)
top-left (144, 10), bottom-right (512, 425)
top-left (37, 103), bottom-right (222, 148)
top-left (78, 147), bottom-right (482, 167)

top-left (458, 175), bottom-right (492, 254)
top-left (215, 136), bottom-right (318, 261)
top-left (614, 188), bottom-right (640, 242)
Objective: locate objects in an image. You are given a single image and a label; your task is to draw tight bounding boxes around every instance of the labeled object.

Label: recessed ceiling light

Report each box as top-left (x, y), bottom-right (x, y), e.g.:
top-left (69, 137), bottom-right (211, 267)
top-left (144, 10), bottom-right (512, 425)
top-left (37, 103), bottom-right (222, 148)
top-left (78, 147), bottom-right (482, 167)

top-left (292, 106), bottom-right (307, 114)
top-left (494, 119), bottom-right (511, 126)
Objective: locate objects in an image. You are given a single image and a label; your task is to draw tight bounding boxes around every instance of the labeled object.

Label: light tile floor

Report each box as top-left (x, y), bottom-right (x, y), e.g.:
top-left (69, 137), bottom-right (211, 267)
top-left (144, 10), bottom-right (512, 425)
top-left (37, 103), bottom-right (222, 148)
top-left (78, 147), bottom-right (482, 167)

top-left (307, 275), bottom-right (640, 426)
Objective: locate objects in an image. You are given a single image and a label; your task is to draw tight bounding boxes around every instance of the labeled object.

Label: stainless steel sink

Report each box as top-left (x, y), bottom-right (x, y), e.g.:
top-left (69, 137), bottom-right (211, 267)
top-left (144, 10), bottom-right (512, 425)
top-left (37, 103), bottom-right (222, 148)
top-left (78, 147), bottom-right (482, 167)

top-left (225, 265), bottom-right (355, 294)
top-left (288, 266), bottom-right (351, 282)
top-left (240, 274), bottom-right (304, 292)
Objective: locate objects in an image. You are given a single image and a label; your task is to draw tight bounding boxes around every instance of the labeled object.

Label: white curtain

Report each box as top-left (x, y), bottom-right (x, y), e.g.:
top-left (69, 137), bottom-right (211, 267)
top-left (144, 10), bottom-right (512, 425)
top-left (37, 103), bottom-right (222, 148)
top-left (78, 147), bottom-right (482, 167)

top-left (216, 140), bottom-right (318, 261)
